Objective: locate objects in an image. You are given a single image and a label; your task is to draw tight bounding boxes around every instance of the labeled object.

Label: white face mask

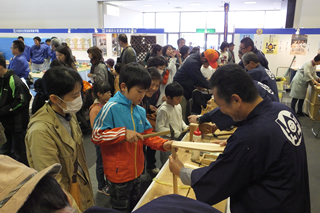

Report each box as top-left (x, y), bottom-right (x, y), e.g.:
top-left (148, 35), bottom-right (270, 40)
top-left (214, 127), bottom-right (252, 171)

top-left (56, 95), bottom-right (83, 114)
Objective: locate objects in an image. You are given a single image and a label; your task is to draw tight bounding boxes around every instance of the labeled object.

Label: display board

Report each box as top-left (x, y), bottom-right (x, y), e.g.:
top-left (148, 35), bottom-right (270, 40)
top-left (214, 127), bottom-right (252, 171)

top-left (234, 28), bottom-right (320, 77)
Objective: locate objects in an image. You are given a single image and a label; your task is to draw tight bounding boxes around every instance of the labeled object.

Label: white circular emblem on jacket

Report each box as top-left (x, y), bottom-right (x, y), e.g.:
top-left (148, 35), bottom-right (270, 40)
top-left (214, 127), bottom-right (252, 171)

top-left (275, 110), bottom-right (302, 146)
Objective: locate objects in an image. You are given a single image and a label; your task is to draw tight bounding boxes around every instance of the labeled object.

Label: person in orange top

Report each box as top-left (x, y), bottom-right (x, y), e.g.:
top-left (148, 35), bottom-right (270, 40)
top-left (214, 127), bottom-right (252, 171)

top-left (89, 81), bottom-right (112, 195)
top-left (113, 63), bottom-right (122, 94)
top-left (92, 63), bottom-right (173, 212)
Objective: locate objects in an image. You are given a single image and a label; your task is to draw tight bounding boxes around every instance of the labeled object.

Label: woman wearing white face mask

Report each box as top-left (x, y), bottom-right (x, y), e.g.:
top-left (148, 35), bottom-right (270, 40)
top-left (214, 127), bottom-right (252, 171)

top-left (25, 67), bottom-right (94, 212)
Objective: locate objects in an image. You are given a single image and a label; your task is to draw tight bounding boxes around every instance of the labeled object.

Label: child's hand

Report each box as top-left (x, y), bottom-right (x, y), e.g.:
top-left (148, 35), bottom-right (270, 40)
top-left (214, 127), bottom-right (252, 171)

top-left (163, 140), bottom-right (174, 151)
top-left (126, 130), bottom-right (144, 143)
top-left (87, 73), bottom-right (92, 77)
top-left (149, 105), bottom-right (157, 112)
top-left (162, 96), bottom-right (167, 101)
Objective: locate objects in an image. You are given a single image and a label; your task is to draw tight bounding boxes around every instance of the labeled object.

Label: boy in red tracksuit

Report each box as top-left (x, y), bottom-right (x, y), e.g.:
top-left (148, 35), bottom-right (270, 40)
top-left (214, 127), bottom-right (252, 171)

top-left (92, 63), bottom-right (173, 212)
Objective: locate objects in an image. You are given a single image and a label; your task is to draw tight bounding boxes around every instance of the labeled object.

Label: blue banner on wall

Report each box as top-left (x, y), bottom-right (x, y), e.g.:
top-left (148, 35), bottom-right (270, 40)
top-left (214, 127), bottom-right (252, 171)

top-left (105, 28), bottom-right (132, 33)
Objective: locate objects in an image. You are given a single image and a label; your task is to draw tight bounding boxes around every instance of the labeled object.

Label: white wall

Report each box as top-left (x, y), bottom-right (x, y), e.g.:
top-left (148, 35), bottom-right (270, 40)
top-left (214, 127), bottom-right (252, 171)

top-left (104, 5), bottom-right (143, 28)
top-left (0, 0), bottom-right (101, 28)
top-left (294, 0), bottom-right (320, 28)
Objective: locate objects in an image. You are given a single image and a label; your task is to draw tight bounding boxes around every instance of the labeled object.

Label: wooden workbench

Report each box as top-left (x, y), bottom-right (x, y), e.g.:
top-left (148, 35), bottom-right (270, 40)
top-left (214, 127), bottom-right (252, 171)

top-left (29, 66), bottom-right (91, 81)
top-left (134, 131), bottom-right (231, 212)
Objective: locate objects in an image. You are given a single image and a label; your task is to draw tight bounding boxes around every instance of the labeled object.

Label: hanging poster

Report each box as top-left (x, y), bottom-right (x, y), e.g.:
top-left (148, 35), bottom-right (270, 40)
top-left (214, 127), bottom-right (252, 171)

top-left (239, 34), bottom-right (254, 40)
top-left (263, 35), bottom-right (278, 54)
top-left (290, 34), bottom-right (308, 55)
top-left (112, 33), bottom-right (121, 57)
top-left (58, 34), bottom-right (91, 51)
top-left (93, 34), bottom-right (107, 55)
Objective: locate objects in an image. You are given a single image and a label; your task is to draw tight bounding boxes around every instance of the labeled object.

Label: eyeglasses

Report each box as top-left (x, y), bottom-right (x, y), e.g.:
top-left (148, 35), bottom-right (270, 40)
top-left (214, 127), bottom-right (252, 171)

top-left (239, 46), bottom-right (247, 50)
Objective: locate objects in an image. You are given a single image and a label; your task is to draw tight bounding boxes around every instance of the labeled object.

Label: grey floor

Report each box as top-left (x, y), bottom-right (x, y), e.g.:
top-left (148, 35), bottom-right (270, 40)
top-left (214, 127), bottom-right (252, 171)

top-left (83, 92), bottom-right (320, 212)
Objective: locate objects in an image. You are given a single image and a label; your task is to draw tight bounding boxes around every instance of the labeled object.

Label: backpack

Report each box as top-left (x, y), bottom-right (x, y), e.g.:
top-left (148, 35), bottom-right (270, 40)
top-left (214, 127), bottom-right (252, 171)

top-left (107, 69), bottom-right (115, 96)
top-left (97, 61), bottom-right (116, 96)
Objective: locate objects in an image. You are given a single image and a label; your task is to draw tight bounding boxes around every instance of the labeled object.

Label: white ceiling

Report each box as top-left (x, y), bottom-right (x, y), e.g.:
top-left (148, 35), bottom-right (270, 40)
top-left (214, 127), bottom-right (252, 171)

top-left (104, 0), bottom-right (286, 12)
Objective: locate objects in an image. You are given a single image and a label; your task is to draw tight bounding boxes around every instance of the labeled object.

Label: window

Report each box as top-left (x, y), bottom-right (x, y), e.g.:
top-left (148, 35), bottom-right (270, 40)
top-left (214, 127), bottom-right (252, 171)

top-left (156, 12), bottom-right (180, 32)
top-left (180, 12), bottom-right (206, 32)
top-left (207, 12), bottom-right (225, 32)
top-left (264, 11), bottom-right (286, 28)
top-left (143, 13), bottom-right (155, 28)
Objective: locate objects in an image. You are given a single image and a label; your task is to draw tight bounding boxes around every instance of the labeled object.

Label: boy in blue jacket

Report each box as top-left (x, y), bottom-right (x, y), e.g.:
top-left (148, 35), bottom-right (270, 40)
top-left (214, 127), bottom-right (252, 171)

top-left (30, 36), bottom-right (48, 71)
top-left (92, 63), bottom-right (173, 212)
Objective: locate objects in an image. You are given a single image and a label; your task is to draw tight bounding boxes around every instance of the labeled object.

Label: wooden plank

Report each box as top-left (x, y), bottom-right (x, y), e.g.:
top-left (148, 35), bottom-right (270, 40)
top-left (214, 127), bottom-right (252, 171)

top-left (134, 132), bottom-right (227, 211)
top-left (143, 130), bottom-right (171, 139)
top-left (172, 141), bottom-right (225, 152)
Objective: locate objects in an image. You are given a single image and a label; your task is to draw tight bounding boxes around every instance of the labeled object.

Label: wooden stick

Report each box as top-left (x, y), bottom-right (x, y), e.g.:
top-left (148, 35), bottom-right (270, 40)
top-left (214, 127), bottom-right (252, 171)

top-left (172, 141), bottom-right (225, 152)
top-left (171, 146), bottom-right (178, 194)
top-left (143, 130), bottom-right (171, 139)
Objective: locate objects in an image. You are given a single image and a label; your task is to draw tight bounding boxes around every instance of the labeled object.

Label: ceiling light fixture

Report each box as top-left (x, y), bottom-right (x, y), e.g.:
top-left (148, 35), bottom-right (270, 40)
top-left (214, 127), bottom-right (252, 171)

top-left (190, 2), bottom-right (202, 6)
top-left (244, 1), bottom-right (257, 4)
top-left (143, 4), bottom-right (152, 7)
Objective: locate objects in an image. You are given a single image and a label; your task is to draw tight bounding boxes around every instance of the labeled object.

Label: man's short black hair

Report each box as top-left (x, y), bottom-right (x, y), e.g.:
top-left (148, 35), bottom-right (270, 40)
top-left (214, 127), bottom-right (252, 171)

top-left (33, 36), bottom-right (41, 42)
top-left (51, 36), bottom-right (57, 39)
top-left (180, 45), bottom-right (189, 56)
top-left (45, 39), bottom-right (51, 43)
top-left (177, 38), bottom-right (186, 46)
top-left (118, 34), bottom-right (128, 43)
top-left (17, 36), bottom-right (24, 41)
top-left (119, 62), bottom-right (151, 92)
top-left (147, 56), bottom-right (168, 68)
top-left (0, 55), bottom-right (6, 69)
top-left (147, 67), bottom-right (161, 81)
top-left (242, 52), bottom-right (259, 65)
top-left (314, 54), bottom-right (320, 62)
top-left (165, 82), bottom-right (184, 98)
top-left (240, 37), bottom-right (254, 49)
top-left (209, 64), bottom-right (259, 104)
top-left (13, 40), bottom-right (25, 53)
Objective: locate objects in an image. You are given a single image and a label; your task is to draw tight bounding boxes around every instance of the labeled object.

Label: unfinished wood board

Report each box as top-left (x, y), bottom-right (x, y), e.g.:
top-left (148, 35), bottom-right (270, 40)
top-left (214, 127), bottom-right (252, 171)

top-left (135, 148), bottom-right (194, 209)
top-left (172, 142), bottom-right (225, 152)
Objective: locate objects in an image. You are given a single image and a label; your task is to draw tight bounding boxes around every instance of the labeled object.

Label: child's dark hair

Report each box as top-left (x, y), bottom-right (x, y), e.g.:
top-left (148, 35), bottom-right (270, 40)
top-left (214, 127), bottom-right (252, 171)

top-left (147, 67), bottom-right (161, 81)
top-left (32, 66), bottom-right (83, 114)
top-left (165, 82), bottom-right (184, 98)
top-left (85, 81), bottom-right (111, 108)
top-left (93, 81), bottom-right (111, 99)
top-left (180, 45), bottom-right (189, 56)
top-left (147, 56), bottom-right (168, 68)
top-left (114, 63), bottom-right (122, 75)
top-left (162, 45), bottom-right (173, 56)
top-left (119, 62), bottom-right (151, 92)
top-left (151, 44), bottom-right (162, 55)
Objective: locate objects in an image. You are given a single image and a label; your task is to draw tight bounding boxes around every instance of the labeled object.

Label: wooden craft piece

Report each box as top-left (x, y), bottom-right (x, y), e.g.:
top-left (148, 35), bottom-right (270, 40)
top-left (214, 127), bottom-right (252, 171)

top-left (199, 123), bottom-right (215, 135)
top-left (171, 146), bottom-right (178, 194)
top-left (189, 123), bottom-right (198, 141)
top-left (172, 141), bottom-right (225, 152)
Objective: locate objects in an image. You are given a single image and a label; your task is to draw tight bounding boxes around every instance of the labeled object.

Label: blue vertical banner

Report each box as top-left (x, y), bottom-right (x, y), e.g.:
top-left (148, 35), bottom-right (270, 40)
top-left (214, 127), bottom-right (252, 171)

top-left (224, 3), bottom-right (229, 42)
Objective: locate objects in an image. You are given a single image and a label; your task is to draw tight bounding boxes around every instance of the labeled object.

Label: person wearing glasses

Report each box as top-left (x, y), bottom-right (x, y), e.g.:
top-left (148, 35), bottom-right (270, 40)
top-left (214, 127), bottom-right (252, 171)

top-left (239, 37), bottom-right (269, 70)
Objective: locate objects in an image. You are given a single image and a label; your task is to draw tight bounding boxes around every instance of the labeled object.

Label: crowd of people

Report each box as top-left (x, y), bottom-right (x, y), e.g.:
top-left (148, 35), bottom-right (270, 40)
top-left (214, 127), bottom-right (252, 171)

top-left (0, 33), bottom-right (314, 213)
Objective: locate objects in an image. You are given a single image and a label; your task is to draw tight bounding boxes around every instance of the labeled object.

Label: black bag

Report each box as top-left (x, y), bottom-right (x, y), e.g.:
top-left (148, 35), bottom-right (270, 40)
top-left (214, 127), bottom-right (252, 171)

top-left (107, 70), bottom-right (115, 96)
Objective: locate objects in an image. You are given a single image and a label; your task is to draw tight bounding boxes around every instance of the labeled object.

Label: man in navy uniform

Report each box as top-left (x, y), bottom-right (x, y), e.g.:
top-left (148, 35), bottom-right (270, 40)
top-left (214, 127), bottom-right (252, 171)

top-left (170, 64), bottom-right (310, 213)
top-left (242, 51), bottom-right (279, 101)
top-left (188, 80), bottom-right (278, 132)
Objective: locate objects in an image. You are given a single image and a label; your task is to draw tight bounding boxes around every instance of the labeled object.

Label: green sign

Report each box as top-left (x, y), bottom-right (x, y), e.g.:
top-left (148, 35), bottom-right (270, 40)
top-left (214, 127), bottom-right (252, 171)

top-left (196, 29), bottom-right (216, 33)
